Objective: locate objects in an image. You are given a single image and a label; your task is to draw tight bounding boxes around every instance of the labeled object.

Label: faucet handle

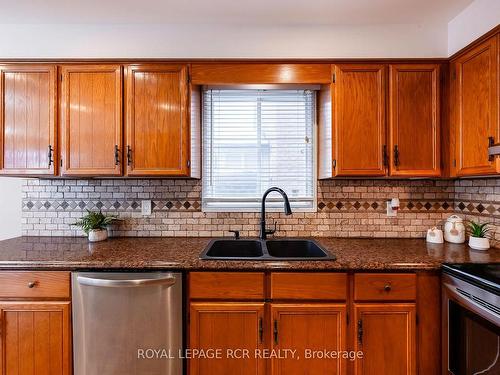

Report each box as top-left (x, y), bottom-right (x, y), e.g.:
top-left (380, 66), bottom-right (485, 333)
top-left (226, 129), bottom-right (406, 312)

top-left (228, 230), bottom-right (240, 239)
top-left (265, 222), bottom-right (277, 236)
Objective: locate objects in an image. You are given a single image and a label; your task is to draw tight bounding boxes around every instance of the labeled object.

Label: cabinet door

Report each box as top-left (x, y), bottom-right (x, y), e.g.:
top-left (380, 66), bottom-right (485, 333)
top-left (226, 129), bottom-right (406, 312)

top-left (333, 64), bottom-right (387, 176)
top-left (0, 65), bottom-right (57, 176)
top-left (454, 35), bottom-right (499, 176)
top-left (389, 64), bottom-right (441, 177)
top-left (0, 302), bottom-right (71, 375)
top-left (125, 64), bottom-right (190, 176)
top-left (189, 302), bottom-right (265, 375)
top-left (354, 304), bottom-right (416, 375)
top-left (270, 304), bottom-right (346, 375)
top-left (60, 64), bottom-right (122, 176)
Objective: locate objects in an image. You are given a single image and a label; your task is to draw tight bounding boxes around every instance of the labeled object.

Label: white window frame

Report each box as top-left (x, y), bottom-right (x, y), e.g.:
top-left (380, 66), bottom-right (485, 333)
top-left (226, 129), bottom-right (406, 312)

top-left (201, 85), bottom-right (318, 213)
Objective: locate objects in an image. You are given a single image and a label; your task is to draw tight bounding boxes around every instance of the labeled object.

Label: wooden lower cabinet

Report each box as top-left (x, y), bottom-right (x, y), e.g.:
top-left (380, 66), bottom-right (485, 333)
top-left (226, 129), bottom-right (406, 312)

top-left (0, 301), bottom-right (71, 375)
top-left (189, 302), bottom-right (266, 375)
top-left (270, 304), bottom-right (346, 375)
top-left (353, 303), bottom-right (416, 375)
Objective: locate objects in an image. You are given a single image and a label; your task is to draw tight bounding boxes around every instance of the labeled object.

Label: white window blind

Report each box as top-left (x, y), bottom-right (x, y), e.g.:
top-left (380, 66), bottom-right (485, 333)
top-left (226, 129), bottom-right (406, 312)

top-left (202, 88), bottom-right (316, 211)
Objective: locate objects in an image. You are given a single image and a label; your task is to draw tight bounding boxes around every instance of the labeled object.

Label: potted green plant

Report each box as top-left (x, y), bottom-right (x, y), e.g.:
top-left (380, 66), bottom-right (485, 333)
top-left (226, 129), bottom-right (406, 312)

top-left (466, 220), bottom-right (493, 251)
top-left (73, 210), bottom-right (120, 242)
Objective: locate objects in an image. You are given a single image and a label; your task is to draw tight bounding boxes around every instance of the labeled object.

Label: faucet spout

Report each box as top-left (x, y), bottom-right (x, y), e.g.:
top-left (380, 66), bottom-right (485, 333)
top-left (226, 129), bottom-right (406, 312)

top-left (260, 187), bottom-right (293, 240)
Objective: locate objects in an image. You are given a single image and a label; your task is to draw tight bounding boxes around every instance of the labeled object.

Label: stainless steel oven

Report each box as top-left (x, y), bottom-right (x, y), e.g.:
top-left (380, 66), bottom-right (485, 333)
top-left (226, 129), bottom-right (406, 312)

top-left (442, 264), bottom-right (500, 375)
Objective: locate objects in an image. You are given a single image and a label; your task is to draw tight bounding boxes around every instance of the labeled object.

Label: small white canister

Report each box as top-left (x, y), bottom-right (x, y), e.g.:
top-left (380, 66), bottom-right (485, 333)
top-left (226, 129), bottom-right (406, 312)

top-left (426, 227), bottom-right (444, 244)
top-left (444, 215), bottom-right (466, 244)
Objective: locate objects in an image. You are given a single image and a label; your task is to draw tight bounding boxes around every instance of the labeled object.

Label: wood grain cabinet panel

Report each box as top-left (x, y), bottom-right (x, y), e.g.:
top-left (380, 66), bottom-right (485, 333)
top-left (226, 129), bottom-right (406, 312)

top-left (332, 64), bottom-right (387, 176)
top-left (453, 35), bottom-right (499, 176)
top-left (354, 303), bottom-right (416, 375)
top-left (270, 273), bottom-right (347, 300)
top-left (189, 272), bottom-right (265, 300)
top-left (60, 64), bottom-right (122, 176)
top-left (354, 273), bottom-right (417, 301)
top-left (0, 65), bottom-right (57, 176)
top-left (270, 304), bottom-right (346, 375)
top-left (125, 64), bottom-right (190, 176)
top-left (389, 64), bottom-right (441, 177)
top-left (189, 303), bottom-right (265, 375)
top-left (0, 271), bottom-right (70, 299)
top-left (0, 302), bottom-right (71, 375)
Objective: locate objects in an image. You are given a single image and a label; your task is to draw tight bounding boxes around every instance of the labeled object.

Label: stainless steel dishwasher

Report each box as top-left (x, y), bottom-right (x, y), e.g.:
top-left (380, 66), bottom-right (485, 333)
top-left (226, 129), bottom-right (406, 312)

top-left (72, 272), bottom-right (183, 375)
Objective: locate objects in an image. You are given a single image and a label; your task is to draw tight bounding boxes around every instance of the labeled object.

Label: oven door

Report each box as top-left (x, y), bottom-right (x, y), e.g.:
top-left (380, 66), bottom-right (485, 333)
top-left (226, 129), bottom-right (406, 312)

top-left (443, 274), bottom-right (500, 375)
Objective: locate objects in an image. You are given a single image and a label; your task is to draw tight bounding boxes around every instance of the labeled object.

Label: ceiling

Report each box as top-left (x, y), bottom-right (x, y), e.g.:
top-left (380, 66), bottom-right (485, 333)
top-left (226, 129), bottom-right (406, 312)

top-left (0, 0), bottom-right (474, 25)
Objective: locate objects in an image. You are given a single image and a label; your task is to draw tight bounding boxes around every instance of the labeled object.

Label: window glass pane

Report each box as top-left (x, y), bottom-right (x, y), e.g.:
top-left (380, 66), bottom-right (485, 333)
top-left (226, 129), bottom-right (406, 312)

top-left (202, 89), bottom-right (316, 211)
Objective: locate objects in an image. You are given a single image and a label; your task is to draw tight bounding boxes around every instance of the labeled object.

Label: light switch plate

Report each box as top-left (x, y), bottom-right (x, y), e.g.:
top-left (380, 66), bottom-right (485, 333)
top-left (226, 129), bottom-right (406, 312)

top-left (141, 200), bottom-right (152, 216)
top-left (386, 200), bottom-right (397, 217)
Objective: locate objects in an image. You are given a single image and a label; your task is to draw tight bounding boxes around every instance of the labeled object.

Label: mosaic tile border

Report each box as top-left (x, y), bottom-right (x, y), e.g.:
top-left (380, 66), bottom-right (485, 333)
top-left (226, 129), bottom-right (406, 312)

top-left (317, 200), bottom-right (454, 212)
top-left (455, 200), bottom-right (500, 218)
top-left (22, 199), bottom-right (201, 212)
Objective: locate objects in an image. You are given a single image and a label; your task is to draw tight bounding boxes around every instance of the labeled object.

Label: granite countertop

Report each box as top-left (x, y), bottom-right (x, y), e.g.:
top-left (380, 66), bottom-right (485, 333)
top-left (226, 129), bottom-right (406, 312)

top-left (0, 236), bottom-right (499, 271)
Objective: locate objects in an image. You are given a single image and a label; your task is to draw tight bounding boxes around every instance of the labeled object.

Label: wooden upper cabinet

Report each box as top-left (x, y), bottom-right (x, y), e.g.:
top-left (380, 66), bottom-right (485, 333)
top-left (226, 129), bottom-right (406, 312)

top-left (125, 64), bottom-right (190, 176)
top-left (190, 302), bottom-right (265, 375)
top-left (0, 302), bottom-right (71, 375)
top-left (354, 303), bottom-right (416, 375)
top-left (453, 35), bottom-right (499, 176)
top-left (60, 64), bottom-right (122, 176)
top-left (332, 64), bottom-right (387, 176)
top-left (270, 304), bottom-right (346, 375)
top-left (0, 65), bottom-right (57, 176)
top-left (389, 64), bottom-right (441, 177)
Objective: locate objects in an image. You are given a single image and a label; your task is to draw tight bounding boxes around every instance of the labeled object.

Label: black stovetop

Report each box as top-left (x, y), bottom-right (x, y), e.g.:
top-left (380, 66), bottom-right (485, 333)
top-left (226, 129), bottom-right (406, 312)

top-left (443, 263), bottom-right (500, 294)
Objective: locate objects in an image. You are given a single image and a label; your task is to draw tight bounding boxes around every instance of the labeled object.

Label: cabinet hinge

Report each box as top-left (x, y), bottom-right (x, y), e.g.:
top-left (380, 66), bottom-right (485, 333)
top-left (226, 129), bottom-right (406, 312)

top-left (187, 160), bottom-right (191, 168)
top-left (187, 72), bottom-right (191, 84)
top-left (333, 159), bottom-right (337, 169)
top-left (346, 312), bottom-right (349, 325)
top-left (60, 159), bottom-right (63, 168)
top-left (332, 72), bottom-right (336, 83)
top-left (416, 314), bottom-right (419, 326)
top-left (60, 74), bottom-right (63, 82)
top-left (453, 159), bottom-right (457, 167)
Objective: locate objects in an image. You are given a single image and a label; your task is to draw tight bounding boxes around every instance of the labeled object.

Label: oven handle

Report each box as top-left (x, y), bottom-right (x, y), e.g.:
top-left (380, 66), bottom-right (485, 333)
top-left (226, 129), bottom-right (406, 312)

top-left (77, 275), bottom-right (177, 288)
top-left (443, 281), bottom-right (500, 326)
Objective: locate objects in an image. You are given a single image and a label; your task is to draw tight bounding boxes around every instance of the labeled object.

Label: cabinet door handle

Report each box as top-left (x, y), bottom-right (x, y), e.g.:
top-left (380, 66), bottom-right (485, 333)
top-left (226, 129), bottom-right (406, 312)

top-left (127, 146), bottom-right (132, 166)
top-left (258, 317), bottom-right (263, 343)
top-left (114, 145), bottom-right (120, 166)
top-left (393, 145), bottom-right (400, 167)
top-left (28, 281), bottom-right (37, 288)
top-left (384, 284), bottom-right (392, 292)
top-left (489, 137), bottom-right (495, 162)
top-left (357, 319), bottom-right (363, 344)
top-left (47, 145), bottom-right (54, 167)
top-left (273, 319), bottom-right (278, 345)
top-left (382, 145), bottom-right (388, 167)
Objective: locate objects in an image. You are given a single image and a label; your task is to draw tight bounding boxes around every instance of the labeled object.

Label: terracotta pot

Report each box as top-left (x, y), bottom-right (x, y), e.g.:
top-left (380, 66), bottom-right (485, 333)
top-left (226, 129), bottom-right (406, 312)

top-left (88, 229), bottom-right (108, 242)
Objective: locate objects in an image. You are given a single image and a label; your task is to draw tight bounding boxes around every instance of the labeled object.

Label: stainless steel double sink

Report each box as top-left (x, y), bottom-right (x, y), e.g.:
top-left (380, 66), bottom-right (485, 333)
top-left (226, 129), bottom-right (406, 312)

top-left (200, 239), bottom-right (335, 261)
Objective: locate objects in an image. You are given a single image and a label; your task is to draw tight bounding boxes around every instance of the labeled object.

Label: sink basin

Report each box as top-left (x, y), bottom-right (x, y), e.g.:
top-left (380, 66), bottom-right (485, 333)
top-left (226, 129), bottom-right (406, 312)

top-left (200, 239), bottom-right (335, 261)
top-left (202, 240), bottom-right (263, 259)
top-left (266, 239), bottom-right (331, 259)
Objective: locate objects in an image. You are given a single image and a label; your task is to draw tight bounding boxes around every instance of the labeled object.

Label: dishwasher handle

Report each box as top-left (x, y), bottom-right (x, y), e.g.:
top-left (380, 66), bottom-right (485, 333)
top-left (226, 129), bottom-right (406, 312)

top-left (77, 275), bottom-right (177, 288)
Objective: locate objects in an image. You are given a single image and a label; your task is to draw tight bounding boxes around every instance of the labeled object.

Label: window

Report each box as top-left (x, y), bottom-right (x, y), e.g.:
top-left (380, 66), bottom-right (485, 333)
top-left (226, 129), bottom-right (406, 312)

top-left (202, 87), bottom-right (316, 211)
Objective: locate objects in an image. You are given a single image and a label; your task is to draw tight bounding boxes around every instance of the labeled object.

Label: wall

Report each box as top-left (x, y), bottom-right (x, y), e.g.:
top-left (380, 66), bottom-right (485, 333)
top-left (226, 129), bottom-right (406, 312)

top-left (0, 23), bottom-right (448, 58)
top-left (448, 0), bottom-right (500, 55)
top-left (21, 179), bottom-right (455, 238)
top-left (0, 178), bottom-right (23, 240)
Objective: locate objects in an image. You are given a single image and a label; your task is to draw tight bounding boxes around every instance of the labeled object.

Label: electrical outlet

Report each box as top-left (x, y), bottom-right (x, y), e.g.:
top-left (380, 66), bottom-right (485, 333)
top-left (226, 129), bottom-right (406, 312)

top-left (141, 200), bottom-right (152, 216)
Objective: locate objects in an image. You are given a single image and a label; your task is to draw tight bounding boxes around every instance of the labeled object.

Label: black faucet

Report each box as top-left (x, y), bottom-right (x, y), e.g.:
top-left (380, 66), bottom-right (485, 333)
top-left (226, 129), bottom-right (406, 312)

top-left (260, 187), bottom-right (292, 240)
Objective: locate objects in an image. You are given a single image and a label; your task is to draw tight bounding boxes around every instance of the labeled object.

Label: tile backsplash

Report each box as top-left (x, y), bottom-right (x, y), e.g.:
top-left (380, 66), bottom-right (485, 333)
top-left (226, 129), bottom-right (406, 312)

top-left (19, 177), bottom-right (500, 244)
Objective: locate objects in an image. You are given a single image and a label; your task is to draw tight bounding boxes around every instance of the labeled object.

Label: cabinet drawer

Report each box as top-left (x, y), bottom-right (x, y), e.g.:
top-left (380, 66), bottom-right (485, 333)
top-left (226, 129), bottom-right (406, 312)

top-left (0, 271), bottom-right (70, 299)
top-left (271, 273), bottom-right (347, 300)
top-left (354, 273), bottom-right (416, 301)
top-left (189, 272), bottom-right (265, 300)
